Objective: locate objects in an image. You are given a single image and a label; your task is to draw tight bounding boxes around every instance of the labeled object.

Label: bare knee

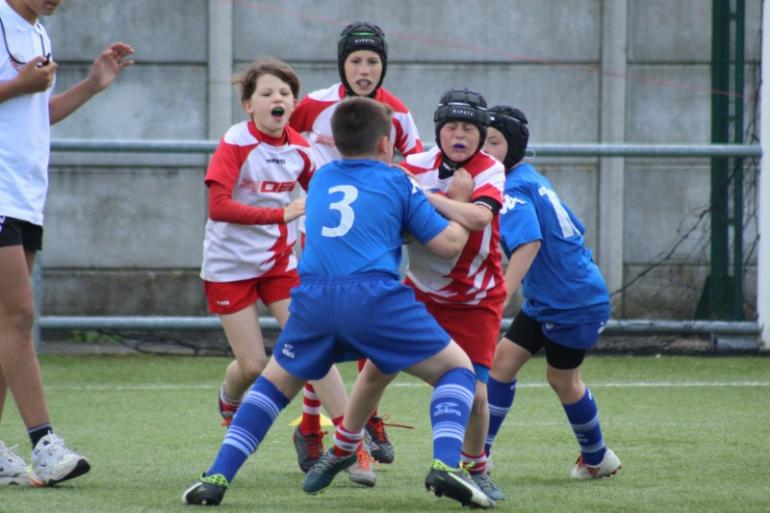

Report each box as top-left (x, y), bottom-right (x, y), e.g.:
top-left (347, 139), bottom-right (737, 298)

top-left (0, 301), bottom-right (35, 342)
top-left (238, 355), bottom-right (268, 382)
top-left (546, 367), bottom-right (583, 399)
top-left (471, 387), bottom-right (488, 415)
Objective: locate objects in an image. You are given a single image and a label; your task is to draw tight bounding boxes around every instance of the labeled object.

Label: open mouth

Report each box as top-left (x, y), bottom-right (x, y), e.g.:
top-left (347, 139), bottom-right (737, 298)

top-left (356, 79), bottom-right (372, 89)
top-left (452, 143), bottom-right (467, 150)
top-left (271, 107), bottom-right (285, 117)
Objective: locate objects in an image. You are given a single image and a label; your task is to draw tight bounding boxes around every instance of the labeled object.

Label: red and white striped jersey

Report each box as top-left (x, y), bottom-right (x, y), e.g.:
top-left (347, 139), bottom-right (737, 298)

top-left (402, 147), bottom-right (507, 306)
top-left (289, 83), bottom-right (423, 166)
top-left (201, 121), bottom-right (314, 282)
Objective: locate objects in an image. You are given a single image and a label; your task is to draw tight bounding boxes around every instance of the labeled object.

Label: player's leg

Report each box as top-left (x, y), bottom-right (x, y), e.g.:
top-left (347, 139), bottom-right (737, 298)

top-left (357, 357), bottom-right (394, 464)
top-left (485, 312), bottom-right (542, 458)
top-left (0, 223), bottom-right (89, 486)
top-left (405, 342), bottom-right (494, 508)
top-left (183, 358), bottom-right (307, 505)
top-left (541, 323), bottom-right (620, 480)
top-left (218, 303), bottom-right (268, 425)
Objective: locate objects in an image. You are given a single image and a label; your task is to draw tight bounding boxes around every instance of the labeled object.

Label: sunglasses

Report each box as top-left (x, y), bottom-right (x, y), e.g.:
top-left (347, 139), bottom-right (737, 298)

top-left (0, 16), bottom-right (50, 67)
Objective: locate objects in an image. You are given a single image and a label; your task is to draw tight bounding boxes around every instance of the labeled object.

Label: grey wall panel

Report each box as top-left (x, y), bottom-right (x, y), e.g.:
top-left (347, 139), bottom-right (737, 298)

top-left (624, 162), bottom-right (711, 263)
top-left (44, 0), bottom-right (208, 63)
top-left (43, 168), bottom-right (207, 268)
top-left (233, 0), bottom-right (600, 63)
top-left (626, 65), bottom-right (710, 143)
top-left (629, 0), bottom-right (761, 63)
top-left (51, 66), bottom-right (208, 140)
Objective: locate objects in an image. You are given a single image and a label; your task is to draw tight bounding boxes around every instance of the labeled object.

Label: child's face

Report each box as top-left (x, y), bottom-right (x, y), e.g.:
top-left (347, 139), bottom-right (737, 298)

top-left (344, 50), bottom-right (383, 96)
top-left (439, 121), bottom-right (481, 164)
top-left (484, 127), bottom-right (508, 165)
top-left (242, 73), bottom-right (296, 137)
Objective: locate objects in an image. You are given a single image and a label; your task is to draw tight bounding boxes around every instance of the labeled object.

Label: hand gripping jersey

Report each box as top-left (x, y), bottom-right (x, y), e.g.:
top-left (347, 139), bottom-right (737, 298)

top-left (500, 162), bottom-right (610, 324)
top-left (402, 147), bottom-right (506, 306)
top-left (201, 121), bottom-right (314, 282)
top-left (299, 159), bottom-right (448, 278)
top-left (289, 83), bottom-right (423, 166)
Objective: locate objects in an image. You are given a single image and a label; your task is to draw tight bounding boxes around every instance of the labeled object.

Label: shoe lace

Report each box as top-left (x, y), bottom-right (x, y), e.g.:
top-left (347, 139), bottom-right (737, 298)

top-left (0, 443), bottom-right (24, 465)
top-left (431, 459), bottom-right (468, 476)
top-left (356, 446), bottom-right (372, 471)
top-left (369, 413), bottom-right (414, 434)
top-left (201, 473), bottom-right (229, 489)
top-left (304, 431), bottom-right (327, 460)
top-left (316, 451), bottom-right (348, 473)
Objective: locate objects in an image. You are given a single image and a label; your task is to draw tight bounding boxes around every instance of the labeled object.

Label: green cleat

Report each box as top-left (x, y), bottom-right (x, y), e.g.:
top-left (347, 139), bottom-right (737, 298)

top-left (182, 473), bottom-right (229, 506)
top-left (424, 459), bottom-right (495, 509)
top-left (302, 448), bottom-right (357, 495)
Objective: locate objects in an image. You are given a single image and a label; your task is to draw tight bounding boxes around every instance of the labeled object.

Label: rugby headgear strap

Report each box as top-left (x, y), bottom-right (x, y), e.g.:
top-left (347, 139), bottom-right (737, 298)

top-left (488, 106), bottom-right (529, 170)
top-left (337, 22), bottom-right (388, 97)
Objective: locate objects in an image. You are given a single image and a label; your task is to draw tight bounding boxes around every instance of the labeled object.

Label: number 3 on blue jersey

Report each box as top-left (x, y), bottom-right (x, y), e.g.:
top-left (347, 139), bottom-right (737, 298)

top-left (322, 185), bottom-right (358, 237)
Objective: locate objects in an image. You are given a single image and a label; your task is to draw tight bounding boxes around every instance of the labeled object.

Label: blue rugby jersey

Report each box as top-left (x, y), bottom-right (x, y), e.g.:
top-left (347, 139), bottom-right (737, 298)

top-left (300, 159), bottom-right (448, 277)
top-left (499, 162), bottom-right (610, 324)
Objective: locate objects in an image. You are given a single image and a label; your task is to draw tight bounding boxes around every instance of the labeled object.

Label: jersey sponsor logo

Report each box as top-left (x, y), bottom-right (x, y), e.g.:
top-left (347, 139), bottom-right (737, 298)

top-left (281, 344), bottom-right (295, 359)
top-left (239, 179), bottom-right (296, 193)
top-left (265, 157), bottom-right (286, 164)
top-left (433, 401), bottom-right (462, 417)
top-left (315, 134), bottom-right (336, 147)
top-left (215, 300), bottom-right (230, 306)
top-left (501, 194), bottom-right (526, 214)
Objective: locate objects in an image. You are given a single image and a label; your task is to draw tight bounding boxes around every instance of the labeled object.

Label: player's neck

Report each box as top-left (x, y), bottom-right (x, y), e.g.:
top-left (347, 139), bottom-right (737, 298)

top-left (7, 0), bottom-right (39, 25)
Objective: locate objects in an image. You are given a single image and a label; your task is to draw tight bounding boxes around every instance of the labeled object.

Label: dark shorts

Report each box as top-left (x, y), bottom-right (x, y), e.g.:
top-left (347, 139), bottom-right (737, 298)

top-left (503, 311), bottom-right (605, 370)
top-left (273, 272), bottom-right (451, 381)
top-left (0, 216), bottom-right (43, 252)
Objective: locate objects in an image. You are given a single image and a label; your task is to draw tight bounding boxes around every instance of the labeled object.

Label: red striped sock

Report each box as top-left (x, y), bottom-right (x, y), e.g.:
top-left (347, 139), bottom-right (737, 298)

top-left (299, 383), bottom-right (321, 435)
top-left (332, 424), bottom-right (364, 458)
top-left (461, 451), bottom-right (487, 474)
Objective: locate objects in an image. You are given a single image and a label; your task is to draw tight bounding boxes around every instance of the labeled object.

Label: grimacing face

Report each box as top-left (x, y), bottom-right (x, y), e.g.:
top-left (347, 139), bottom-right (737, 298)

top-left (440, 121), bottom-right (481, 164)
top-left (344, 50), bottom-right (383, 96)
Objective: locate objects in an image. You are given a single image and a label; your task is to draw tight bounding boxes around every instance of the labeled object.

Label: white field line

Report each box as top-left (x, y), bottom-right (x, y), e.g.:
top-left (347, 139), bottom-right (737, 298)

top-left (46, 380), bottom-right (770, 391)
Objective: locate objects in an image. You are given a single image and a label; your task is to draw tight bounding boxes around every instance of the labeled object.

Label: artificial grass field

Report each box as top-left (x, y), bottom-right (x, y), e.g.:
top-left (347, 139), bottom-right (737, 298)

top-left (0, 353), bottom-right (768, 513)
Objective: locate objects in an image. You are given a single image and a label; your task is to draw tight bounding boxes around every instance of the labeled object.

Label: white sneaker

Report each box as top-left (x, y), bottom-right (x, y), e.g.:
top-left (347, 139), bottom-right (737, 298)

top-left (570, 447), bottom-right (621, 480)
top-left (29, 433), bottom-right (90, 486)
top-left (346, 443), bottom-right (376, 487)
top-left (0, 441), bottom-right (30, 486)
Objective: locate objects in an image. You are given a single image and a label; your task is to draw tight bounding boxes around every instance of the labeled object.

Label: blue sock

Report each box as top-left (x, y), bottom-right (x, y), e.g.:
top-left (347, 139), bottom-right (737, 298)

top-left (562, 387), bottom-right (606, 465)
top-left (485, 377), bottom-right (516, 456)
top-left (206, 377), bottom-right (289, 482)
top-left (430, 368), bottom-right (475, 468)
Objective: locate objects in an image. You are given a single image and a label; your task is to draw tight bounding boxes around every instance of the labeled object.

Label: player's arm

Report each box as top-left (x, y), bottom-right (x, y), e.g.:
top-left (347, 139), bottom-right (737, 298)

top-left (424, 191), bottom-right (494, 231)
top-left (49, 43), bottom-right (134, 124)
top-left (502, 241), bottom-right (540, 310)
top-left (422, 221), bottom-right (470, 259)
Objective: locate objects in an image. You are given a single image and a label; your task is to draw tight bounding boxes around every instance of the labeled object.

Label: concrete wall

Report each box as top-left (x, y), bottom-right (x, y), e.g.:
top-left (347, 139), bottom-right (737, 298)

top-left (38, 0), bottom-right (760, 318)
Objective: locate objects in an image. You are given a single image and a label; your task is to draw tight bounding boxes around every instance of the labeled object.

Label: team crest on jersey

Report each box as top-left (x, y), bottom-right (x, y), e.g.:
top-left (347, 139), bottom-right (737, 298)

top-left (501, 194), bottom-right (526, 214)
top-left (281, 344), bottom-right (295, 359)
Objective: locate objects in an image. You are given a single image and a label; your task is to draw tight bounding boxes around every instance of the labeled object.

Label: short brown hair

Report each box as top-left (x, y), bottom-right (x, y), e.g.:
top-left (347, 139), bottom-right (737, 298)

top-left (331, 97), bottom-right (392, 156)
top-left (232, 58), bottom-right (300, 101)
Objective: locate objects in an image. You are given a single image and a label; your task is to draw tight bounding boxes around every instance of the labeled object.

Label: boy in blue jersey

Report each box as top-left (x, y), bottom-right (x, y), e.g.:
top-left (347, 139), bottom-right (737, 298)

top-left (182, 97), bottom-right (494, 509)
top-left (482, 106), bottom-right (621, 480)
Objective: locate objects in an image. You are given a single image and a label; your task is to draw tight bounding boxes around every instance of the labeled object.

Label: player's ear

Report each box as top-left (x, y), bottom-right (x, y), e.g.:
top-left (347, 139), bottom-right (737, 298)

top-left (378, 135), bottom-right (394, 160)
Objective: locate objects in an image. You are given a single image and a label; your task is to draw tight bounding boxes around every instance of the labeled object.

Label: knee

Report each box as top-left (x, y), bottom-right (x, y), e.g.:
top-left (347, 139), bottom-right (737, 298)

top-left (0, 301), bottom-right (35, 339)
top-left (546, 369), bottom-right (580, 397)
top-left (470, 385), bottom-right (488, 414)
top-left (238, 355), bottom-right (268, 382)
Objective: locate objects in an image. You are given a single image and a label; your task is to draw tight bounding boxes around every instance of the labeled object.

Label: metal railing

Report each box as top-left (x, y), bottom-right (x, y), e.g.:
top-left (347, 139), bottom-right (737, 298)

top-left (36, 139), bottom-right (765, 349)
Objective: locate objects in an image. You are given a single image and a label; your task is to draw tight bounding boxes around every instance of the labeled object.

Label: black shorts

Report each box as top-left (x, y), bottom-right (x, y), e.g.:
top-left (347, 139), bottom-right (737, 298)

top-left (0, 216), bottom-right (43, 252)
top-left (503, 311), bottom-right (586, 370)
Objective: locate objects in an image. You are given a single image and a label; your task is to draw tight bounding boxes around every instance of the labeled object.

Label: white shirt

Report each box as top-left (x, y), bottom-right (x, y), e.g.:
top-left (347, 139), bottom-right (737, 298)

top-left (0, 0), bottom-right (54, 225)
